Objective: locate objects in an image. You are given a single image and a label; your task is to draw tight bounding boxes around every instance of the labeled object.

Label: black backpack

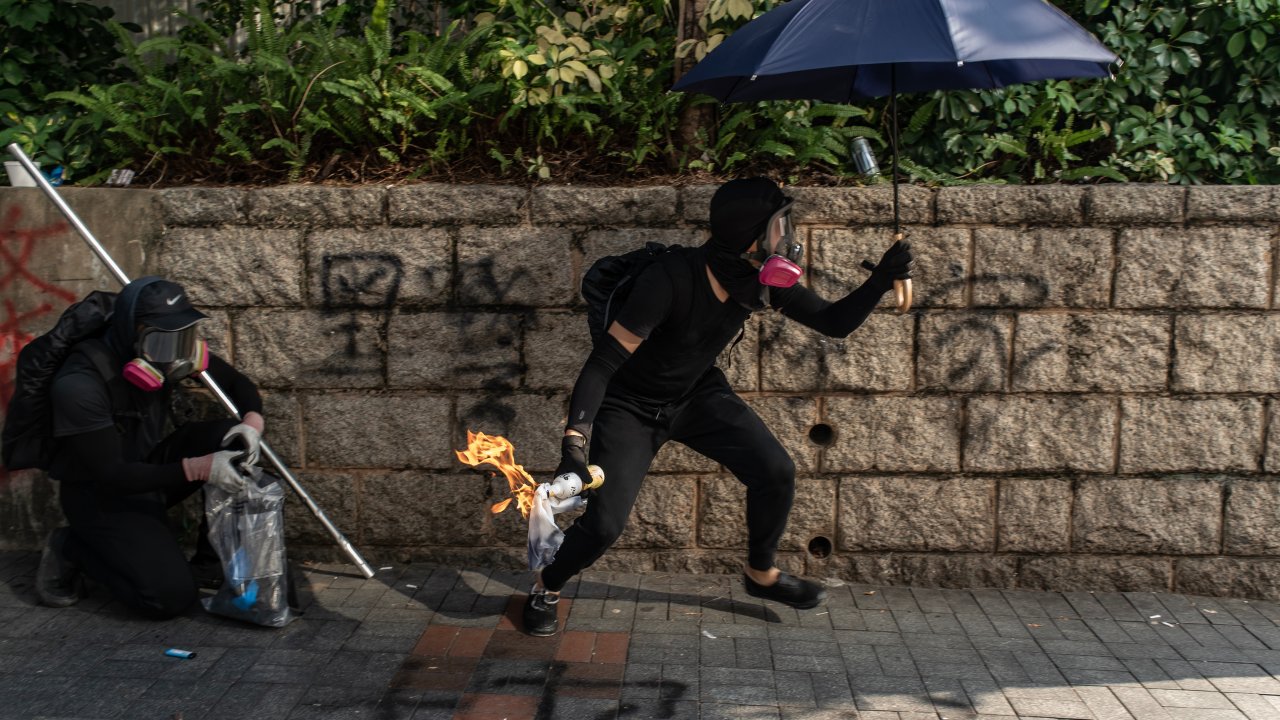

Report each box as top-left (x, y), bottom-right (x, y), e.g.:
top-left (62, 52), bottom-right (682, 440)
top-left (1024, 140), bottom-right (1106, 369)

top-left (2, 291), bottom-right (125, 471)
top-left (581, 242), bottom-right (688, 343)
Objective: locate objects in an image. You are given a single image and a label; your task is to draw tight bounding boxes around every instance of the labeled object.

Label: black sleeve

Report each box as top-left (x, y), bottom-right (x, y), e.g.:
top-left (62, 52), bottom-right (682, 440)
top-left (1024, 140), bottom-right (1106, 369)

top-left (565, 335), bottom-right (631, 437)
top-left (203, 353), bottom-right (263, 416)
top-left (611, 262), bottom-right (675, 340)
top-left (771, 278), bottom-right (888, 338)
top-left (57, 426), bottom-right (188, 496)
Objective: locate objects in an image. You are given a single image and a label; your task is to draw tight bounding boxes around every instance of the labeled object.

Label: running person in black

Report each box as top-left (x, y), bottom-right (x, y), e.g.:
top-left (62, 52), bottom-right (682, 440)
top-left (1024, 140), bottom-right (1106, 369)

top-left (523, 177), bottom-right (914, 635)
top-left (35, 277), bottom-right (266, 619)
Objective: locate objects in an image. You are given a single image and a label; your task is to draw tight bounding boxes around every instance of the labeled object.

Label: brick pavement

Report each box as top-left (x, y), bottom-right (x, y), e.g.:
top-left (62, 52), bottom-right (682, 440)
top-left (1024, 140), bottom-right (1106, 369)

top-left (3, 550), bottom-right (1280, 719)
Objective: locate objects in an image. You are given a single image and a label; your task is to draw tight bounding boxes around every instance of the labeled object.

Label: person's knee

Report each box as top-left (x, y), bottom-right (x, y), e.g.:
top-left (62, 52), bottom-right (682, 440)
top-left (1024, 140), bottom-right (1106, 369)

top-left (762, 451), bottom-right (796, 487)
top-left (131, 573), bottom-right (198, 620)
top-left (581, 512), bottom-right (628, 548)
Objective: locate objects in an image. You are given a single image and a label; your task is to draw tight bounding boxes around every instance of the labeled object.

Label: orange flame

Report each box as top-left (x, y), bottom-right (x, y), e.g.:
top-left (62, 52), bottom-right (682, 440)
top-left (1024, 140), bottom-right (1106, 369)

top-left (455, 430), bottom-right (538, 519)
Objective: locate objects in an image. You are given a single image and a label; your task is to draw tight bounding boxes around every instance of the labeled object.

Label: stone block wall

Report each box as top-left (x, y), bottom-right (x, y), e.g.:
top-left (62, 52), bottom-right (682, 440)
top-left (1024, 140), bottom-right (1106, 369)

top-left (3, 183), bottom-right (1280, 599)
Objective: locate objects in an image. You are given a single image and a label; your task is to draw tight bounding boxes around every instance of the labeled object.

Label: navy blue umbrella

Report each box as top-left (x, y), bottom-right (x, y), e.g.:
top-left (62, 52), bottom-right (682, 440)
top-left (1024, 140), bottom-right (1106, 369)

top-left (673, 0), bottom-right (1118, 103)
top-left (673, 0), bottom-right (1119, 309)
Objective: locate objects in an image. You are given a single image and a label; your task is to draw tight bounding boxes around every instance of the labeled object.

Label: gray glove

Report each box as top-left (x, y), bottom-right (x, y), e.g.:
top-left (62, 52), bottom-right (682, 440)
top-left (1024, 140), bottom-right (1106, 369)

top-left (221, 422), bottom-right (262, 467)
top-left (208, 450), bottom-right (251, 495)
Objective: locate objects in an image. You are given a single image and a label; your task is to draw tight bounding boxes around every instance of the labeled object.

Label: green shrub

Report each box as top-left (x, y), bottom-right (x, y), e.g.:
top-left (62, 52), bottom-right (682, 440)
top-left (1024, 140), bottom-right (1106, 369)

top-left (896, 0), bottom-right (1280, 184)
top-left (0, 0), bottom-right (139, 179)
top-left (8, 0), bottom-right (1277, 184)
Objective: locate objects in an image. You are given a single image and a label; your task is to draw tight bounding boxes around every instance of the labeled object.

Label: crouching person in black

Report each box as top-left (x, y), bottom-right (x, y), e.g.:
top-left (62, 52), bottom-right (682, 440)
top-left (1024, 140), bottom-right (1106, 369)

top-left (36, 277), bottom-right (265, 619)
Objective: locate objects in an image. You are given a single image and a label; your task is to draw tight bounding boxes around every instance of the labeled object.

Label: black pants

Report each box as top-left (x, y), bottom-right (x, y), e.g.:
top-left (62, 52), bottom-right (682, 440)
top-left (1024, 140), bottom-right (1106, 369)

top-left (541, 368), bottom-right (796, 592)
top-left (59, 419), bottom-right (237, 619)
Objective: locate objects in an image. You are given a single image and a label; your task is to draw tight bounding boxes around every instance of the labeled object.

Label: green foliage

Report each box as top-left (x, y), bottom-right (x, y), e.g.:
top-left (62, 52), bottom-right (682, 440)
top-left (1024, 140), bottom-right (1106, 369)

top-left (4, 0), bottom-right (1276, 184)
top-left (0, 0), bottom-right (139, 180)
top-left (0, 0), bottom-right (138, 115)
top-left (898, 0), bottom-right (1280, 184)
top-left (470, 0), bottom-right (685, 177)
top-left (690, 100), bottom-right (880, 177)
top-left (50, 0), bottom-right (495, 182)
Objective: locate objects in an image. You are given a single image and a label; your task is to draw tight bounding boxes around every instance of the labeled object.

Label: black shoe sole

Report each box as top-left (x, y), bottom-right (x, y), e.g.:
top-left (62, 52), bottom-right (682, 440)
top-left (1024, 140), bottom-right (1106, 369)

top-left (522, 594), bottom-right (559, 636)
top-left (743, 574), bottom-right (827, 610)
top-left (524, 623), bottom-right (558, 637)
top-left (744, 585), bottom-right (825, 610)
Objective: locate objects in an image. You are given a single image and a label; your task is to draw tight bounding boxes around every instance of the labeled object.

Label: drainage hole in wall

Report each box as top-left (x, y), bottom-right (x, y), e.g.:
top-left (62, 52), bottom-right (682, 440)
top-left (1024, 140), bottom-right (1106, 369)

top-left (808, 424), bottom-right (836, 447)
top-left (807, 536), bottom-right (833, 559)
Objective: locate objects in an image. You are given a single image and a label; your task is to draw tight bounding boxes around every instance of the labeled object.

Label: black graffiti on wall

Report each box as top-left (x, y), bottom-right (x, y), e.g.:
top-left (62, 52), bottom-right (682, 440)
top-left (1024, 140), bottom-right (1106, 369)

top-left (312, 253), bottom-right (405, 377)
top-left (450, 311), bottom-right (525, 390)
top-left (931, 273), bottom-right (1062, 388)
top-left (458, 256), bottom-right (532, 305)
top-left (322, 252), bottom-right (404, 309)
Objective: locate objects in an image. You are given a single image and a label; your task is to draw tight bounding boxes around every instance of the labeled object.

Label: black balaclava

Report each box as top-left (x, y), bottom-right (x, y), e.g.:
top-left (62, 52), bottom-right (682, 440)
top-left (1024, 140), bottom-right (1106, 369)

top-left (107, 276), bottom-right (164, 361)
top-left (705, 177), bottom-right (789, 310)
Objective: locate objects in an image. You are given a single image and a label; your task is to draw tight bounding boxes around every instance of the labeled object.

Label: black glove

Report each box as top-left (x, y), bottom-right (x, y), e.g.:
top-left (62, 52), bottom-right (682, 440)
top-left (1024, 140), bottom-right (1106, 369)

top-left (861, 240), bottom-right (915, 293)
top-left (555, 433), bottom-right (590, 481)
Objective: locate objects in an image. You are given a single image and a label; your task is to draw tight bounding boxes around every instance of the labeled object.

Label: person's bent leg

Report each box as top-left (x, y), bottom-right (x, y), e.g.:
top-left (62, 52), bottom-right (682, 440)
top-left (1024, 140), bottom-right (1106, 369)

top-left (670, 371), bottom-right (796, 572)
top-left (671, 370), bottom-right (823, 609)
top-left (60, 488), bottom-right (198, 619)
top-left (539, 397), bottom-right (662, 592)
top-left (526, 397), bottom-right (663, 635)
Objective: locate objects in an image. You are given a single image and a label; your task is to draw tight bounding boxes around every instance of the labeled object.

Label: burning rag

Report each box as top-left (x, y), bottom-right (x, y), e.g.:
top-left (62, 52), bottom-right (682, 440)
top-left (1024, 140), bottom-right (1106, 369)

top-left (528, 485), bottom-right (586, 571)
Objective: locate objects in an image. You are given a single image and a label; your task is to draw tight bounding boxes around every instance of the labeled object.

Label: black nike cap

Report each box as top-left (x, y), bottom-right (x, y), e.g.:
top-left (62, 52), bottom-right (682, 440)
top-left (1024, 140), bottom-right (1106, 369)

top-left (135, 279), bottom-right (208, 331)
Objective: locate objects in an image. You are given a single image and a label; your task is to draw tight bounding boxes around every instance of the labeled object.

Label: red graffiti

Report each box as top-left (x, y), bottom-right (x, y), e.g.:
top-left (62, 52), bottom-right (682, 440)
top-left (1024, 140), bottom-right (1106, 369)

top-left (0, 203), bottom-right (78, 482)
top-left (0, 205), bottom-right (75, 304)
top-left (0, 299), bottom-right (53, 409)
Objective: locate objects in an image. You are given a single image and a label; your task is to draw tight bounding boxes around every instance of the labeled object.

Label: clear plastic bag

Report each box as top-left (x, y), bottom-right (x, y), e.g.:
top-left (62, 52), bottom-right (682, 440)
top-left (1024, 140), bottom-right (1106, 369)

top-left (202, 466), bottom-right (294, 627)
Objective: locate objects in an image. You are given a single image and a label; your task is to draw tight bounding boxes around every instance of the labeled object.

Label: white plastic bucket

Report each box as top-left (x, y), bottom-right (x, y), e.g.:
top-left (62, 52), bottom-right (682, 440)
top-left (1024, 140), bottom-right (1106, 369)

top-left (3, 160), bottom-right (38, 187)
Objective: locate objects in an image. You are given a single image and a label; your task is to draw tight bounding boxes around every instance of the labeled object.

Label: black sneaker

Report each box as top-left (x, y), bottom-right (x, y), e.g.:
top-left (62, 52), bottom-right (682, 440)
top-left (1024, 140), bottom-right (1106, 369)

top-left (36, 527), bottom-right (82, 608)
top-left (522, 588), bottom-right (559, 637)
top-left (743, 572), bottom-right (827, 610)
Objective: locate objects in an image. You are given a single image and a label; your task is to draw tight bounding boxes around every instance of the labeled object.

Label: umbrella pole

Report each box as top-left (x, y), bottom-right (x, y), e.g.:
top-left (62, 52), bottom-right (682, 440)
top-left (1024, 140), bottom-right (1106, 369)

top-left (889, 66), bottom-right (912, 312)
top-left (5, 142), bottom-right (376, 579)
top-left (891, 66), bottom-right (899, 237)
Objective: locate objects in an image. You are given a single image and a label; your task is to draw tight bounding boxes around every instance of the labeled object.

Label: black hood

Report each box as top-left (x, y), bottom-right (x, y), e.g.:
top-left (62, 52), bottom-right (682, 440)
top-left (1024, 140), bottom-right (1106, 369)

top-left (704, 178), bottom-right (790, 310)
top-left (106, 276), bottom-right (164, 359)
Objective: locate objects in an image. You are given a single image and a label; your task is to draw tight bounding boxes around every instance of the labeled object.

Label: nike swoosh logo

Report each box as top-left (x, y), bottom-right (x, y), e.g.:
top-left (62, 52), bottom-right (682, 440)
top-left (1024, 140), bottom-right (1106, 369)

top-left (166, 294), bottom-right (183, 305)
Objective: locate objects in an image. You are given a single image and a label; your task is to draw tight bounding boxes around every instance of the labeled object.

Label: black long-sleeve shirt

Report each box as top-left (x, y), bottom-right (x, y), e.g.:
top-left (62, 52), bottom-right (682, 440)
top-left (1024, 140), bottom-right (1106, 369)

top-left (567, 246), bottom-right (886, 433)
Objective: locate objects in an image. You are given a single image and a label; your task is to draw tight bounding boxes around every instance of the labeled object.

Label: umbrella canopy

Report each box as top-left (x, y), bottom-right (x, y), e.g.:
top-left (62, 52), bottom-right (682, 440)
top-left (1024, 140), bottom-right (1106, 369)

top-left (672, 0), bottom-right (1119, 102)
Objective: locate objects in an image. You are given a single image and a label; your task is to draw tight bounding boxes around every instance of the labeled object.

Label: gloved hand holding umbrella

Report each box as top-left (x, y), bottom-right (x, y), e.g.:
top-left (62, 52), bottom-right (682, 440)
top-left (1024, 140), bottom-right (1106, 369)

top-left (672, 0), bottom-right (1121, 312)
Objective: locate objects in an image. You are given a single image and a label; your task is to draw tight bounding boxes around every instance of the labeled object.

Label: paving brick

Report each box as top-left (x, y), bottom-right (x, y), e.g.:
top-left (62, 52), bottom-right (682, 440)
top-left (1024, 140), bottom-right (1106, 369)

top-left (875, 645), bottom-right (921, 677)
top-left (593, 632), bottom-right (630, 664)
top-left (454, 692), bottom-right (540, 719)
top-left (1153, 658), bottom-right (1219, 692)
top-left (482, 629), bottom-right (558, 661)
top-left (1073, 685), bottom-right (1139, 720)
top-left (1149, 688), bottom-right (1237, 709)
top-left (555, 661), bottom-right (623, 699)
top-left (1224, 692), bottom-right (1280, 720)
top-left (1163, 709), bottom-right (1250, 720)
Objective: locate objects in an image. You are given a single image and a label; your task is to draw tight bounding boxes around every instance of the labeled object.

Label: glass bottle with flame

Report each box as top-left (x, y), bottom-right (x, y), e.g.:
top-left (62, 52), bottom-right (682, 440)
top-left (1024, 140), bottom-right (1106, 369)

top-left (541, 464), bottom-right (605, 500)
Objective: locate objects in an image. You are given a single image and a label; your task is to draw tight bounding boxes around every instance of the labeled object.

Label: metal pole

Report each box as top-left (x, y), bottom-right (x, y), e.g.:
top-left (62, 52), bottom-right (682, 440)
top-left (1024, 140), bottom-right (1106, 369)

top-left (888, 68), bottom-right (912, 313)
top-left (5, 143), bottom-right (375, 579)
